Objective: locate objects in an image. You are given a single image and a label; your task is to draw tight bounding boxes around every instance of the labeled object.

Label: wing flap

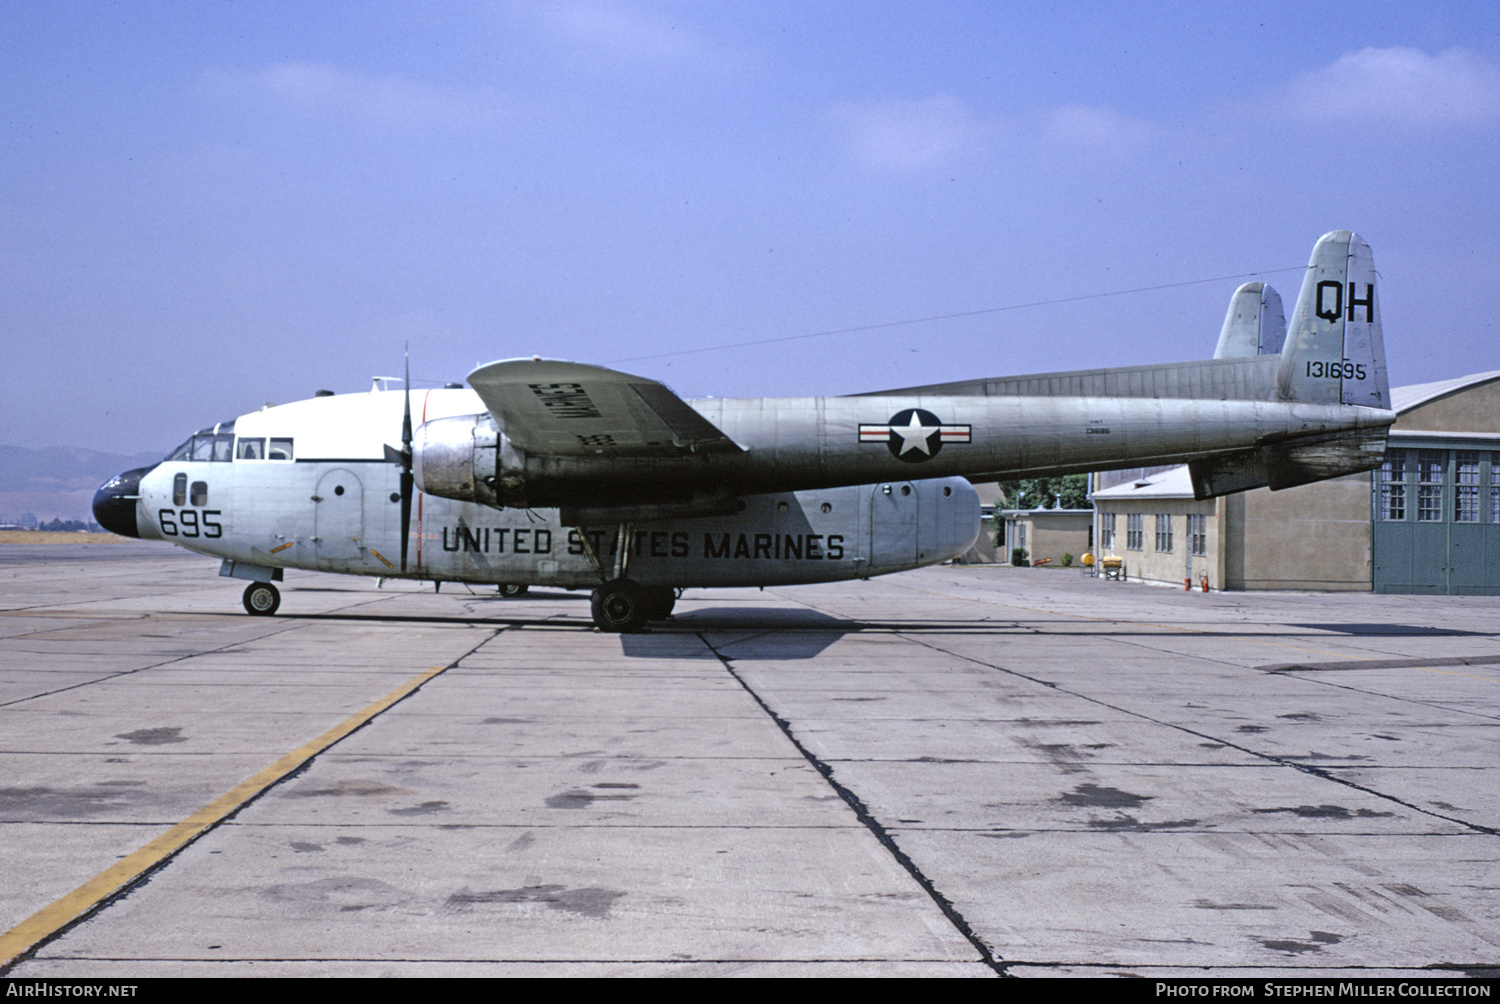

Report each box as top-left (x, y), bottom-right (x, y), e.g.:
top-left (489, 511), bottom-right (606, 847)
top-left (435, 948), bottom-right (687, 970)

top-left (467, 359), bottom-right (740, 457)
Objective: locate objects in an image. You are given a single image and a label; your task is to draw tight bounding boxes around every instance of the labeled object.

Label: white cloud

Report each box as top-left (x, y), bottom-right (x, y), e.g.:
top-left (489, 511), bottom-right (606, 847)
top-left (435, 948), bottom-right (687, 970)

top-left (1285, 47), bottom-right (1500, 126)
top-left (223, 62), bottom-right (503, 129)
top-left (832, 96), bottom-right (977, 171)
top-left (1043, 104), bottom-right (1156, 152)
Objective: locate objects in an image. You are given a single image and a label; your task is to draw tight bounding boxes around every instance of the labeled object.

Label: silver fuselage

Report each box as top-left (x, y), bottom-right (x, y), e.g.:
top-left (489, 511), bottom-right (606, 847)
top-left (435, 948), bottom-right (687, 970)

top-left (130, 390), bottom-right (982, 588)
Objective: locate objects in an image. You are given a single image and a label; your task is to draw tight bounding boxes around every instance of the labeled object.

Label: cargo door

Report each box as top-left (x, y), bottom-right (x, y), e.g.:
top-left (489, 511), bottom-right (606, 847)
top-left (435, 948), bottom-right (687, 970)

top-left (870, 482), bottom-right (918, 569)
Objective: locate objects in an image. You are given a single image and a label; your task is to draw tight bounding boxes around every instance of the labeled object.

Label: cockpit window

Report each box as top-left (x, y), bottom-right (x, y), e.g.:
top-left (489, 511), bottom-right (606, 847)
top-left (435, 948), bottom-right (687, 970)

top-left (190, 481), bottom-right (208, 506)
top-left (163, 420), bottom-right (240, 462)
top-left (173, 473), bottom-right (187, 506)
top-left (269, 438), bottom-right (294, 461)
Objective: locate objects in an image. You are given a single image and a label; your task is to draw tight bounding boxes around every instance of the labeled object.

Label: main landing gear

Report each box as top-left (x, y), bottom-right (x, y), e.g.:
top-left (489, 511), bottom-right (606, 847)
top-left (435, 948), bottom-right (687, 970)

top-left (242, 581), bottom-right (280, 616)
top-left (574, 520), bottom-right (677, 632)
top-left (497, 583), bottom-right (530, 598)
top-left (589, 580), bottom-right (676, 633)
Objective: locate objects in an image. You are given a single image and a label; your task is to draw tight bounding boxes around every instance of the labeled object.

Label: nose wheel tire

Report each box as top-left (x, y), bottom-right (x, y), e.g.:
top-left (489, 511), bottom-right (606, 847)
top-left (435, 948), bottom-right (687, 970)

top-left (497, 583), bottom-right (529, 598)
top-left (242, 581), bottom-right (281, 617)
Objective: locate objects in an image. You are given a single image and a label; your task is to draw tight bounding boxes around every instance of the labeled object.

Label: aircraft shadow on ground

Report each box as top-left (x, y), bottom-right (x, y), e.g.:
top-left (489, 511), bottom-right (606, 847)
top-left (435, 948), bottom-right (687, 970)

top-left (623, 606), bottom-right (856, 660)
top-left (1288, 622), bottom-right (1483, 637)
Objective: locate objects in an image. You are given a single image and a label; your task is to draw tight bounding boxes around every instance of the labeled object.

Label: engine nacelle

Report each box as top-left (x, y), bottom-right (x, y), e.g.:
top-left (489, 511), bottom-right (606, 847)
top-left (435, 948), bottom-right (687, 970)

top-left (413, 413), bottom-right (525, 509)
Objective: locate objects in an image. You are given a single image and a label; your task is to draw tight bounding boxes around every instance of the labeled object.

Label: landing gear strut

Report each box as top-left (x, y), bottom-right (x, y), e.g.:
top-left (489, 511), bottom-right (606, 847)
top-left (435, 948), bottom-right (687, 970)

top-left (578, 522), bottom-right (677, 632)
top-left (242, 581), bottom-right (280, 616)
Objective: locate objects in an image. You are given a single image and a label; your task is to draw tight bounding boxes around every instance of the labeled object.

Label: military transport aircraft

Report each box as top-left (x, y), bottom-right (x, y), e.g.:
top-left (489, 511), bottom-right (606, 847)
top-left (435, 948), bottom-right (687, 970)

top-left (95, 231), bottom-right (1394, 632)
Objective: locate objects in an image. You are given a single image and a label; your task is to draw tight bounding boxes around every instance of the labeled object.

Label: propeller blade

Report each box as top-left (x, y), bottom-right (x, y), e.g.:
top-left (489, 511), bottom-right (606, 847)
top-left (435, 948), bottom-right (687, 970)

top-left (399, 346), bottom-right (415, 572)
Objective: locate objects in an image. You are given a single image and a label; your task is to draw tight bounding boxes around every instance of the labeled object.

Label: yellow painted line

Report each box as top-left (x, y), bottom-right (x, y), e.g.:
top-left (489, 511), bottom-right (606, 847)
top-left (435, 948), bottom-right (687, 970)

top-left (368, 548), bottom-right (395, 569)
top-left (0, 663), bottom-right (451, 970)
top-left (268, 541), bottom-right (294, 555)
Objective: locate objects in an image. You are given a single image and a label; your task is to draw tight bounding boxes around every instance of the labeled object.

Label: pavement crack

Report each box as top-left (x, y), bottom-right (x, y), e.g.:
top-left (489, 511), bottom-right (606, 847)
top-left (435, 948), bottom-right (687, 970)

top-left (697, 631), bottom-right (1008, 978)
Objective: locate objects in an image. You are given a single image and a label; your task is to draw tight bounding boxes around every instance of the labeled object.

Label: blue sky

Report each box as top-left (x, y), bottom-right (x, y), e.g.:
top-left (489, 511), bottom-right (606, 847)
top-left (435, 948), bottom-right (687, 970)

top-left (3, 2), bottom-right (1497, 454)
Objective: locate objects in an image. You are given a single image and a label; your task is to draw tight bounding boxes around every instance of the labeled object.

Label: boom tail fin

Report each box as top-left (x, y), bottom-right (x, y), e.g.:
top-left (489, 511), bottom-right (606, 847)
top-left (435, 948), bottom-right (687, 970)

top-left (1189, 231), bottom-right (1392, 500)
top-left (1213, 281), bottom-right (1285, 359)
top-left (1277, 230), bottom-right (1390, 409)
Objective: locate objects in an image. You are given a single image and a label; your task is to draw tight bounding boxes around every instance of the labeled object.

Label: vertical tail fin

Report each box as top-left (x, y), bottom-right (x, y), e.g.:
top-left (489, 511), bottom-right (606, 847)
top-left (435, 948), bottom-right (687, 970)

top-left (1213, 281), bottom-right (1286, 359)
top-left (1277, 231), bottom-right (1391, 408)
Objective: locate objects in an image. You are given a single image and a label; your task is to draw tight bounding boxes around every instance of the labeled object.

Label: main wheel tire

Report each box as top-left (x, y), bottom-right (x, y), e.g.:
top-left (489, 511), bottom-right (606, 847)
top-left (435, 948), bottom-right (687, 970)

top-left (497, 583), bottom-right (529, 598)
top-left (242, 581), bottom-right (280, 617)
top-left (590, 580), bottom-right (649, 633)
top-left (641, 585), bottom-right (676, 620)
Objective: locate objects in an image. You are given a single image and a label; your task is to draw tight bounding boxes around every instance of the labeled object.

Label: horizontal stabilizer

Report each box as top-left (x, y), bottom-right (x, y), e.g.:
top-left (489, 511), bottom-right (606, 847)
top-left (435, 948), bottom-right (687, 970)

top-left (468, 359), bottom-right (741, 458)
top-left (1188, 430), bottom-right (1387, 499)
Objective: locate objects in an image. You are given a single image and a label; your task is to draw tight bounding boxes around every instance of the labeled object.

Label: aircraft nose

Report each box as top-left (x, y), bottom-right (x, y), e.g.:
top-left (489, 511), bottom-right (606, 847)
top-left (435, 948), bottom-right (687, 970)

top-left (92, 466), bottom-right (155, 538)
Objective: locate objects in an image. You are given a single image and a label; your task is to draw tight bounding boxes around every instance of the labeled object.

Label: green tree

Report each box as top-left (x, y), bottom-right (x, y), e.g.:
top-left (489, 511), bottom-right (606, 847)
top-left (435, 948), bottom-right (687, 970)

top-left (998, 474), bottom-right (1089, 510)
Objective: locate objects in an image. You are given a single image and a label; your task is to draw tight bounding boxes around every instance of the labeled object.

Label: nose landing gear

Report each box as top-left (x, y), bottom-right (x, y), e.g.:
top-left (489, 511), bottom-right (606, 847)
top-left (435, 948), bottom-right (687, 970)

top-left (242, 581), bottom-right (281, 616)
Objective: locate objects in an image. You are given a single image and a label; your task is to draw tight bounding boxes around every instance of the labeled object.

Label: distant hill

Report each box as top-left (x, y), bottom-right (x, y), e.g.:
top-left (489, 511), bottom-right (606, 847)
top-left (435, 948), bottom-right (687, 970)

top-left (0, 444), bottom-right (165, 524)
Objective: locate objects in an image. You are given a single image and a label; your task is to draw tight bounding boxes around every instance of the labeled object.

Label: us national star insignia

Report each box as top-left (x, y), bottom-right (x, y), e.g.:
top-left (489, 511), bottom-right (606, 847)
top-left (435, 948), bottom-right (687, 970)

top-left (858, 408), bottom-right (971, 462)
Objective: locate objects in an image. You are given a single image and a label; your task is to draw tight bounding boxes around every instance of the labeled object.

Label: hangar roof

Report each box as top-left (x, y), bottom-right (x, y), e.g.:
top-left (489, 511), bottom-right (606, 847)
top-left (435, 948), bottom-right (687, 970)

top-left (1090, 465), bottom-right (1196, 500)
top-left (1392, 370), bottom-right (1500, 414)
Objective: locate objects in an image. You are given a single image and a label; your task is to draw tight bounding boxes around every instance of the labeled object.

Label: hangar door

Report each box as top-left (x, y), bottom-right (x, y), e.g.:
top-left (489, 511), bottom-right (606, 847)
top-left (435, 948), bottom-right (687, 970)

top-left (1372, 446), bottom-right (1500, 595)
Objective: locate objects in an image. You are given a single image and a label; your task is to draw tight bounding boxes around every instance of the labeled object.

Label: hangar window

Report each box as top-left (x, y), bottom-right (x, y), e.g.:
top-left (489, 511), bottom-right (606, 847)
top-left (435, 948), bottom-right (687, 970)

top-left (1454, 453), bottom-right (1480, 523)
top-left (1491, 454), bottom-right (1499, 523)
top-left (1416, 451), bottom-right (1444, 522)
top-left (1188, 513), bottom-right (1207, 556)
top-left (172, 473), bottom-right (187, 506)
top-left (1126, 513), bottom-right (1143, 551)
top-left (1101, 513), bottom-right (1116, 550)
top-left (1154, 514), bottom-right (1173, 553)
top-left (1378, 451), bottom-right (1406, 521)
top-left (190, 481), bottom-right (208, 506)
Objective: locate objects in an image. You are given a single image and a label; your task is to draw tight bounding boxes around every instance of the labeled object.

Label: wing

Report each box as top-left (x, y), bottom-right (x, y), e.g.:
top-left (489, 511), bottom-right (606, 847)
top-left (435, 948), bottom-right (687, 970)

top-left (467, 359), bottom-right (741, 457)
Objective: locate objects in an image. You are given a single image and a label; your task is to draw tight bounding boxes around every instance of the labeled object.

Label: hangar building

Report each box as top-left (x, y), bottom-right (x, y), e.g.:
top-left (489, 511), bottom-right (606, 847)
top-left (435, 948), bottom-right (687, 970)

top-left (1089, 371), bottom-right (1500, 594)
